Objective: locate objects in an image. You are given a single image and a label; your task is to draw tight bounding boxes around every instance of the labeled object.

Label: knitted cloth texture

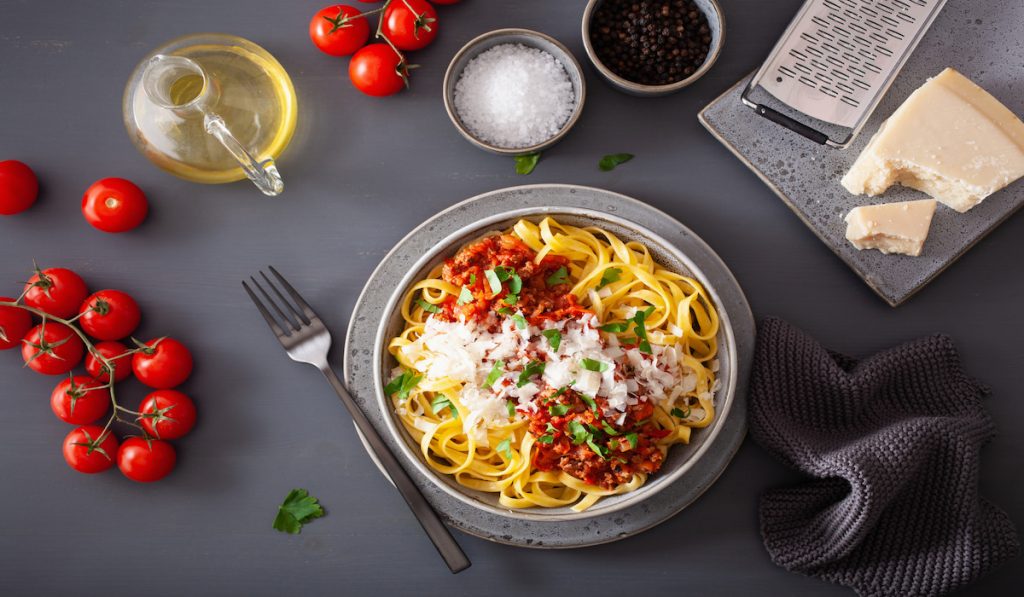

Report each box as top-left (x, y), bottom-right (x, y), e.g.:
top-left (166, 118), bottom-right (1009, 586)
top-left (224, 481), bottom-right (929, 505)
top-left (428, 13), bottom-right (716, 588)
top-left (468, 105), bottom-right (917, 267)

top-left (748, 318), bottom-right (1019, 597)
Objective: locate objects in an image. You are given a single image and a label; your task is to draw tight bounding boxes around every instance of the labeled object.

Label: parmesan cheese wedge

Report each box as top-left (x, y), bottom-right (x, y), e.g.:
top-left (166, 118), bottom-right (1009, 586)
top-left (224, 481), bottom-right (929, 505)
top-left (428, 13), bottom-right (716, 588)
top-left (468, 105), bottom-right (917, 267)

top-left (844, 199), bottom-right (936, 256)
top-left (841, 68), bottom-right (1024, 213)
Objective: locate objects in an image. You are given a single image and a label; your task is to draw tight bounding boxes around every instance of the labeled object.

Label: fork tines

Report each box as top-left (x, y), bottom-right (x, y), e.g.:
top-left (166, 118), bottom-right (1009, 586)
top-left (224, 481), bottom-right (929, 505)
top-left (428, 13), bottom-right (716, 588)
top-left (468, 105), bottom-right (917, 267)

top-left (242, 266), bottom-right (319, 338)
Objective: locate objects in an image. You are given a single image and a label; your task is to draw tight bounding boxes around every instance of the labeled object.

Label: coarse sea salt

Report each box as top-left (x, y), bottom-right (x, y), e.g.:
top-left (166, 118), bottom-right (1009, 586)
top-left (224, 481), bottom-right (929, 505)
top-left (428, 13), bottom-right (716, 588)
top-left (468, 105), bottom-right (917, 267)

top-left (453, 43), bottom-right (575, 149)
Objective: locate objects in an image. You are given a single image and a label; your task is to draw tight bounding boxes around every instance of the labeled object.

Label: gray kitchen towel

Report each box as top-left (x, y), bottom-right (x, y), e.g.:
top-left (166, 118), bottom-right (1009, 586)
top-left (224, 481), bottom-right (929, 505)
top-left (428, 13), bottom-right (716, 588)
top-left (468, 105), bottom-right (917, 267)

top-left (748, 317), bottom-right (1019, 596)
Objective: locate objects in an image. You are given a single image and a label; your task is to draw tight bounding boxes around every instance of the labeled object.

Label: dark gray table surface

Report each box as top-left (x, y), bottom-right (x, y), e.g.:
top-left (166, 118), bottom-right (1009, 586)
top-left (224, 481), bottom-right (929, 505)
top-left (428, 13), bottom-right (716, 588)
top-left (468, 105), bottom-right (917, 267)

top-left (1, 1), bottom-right (1020, 595)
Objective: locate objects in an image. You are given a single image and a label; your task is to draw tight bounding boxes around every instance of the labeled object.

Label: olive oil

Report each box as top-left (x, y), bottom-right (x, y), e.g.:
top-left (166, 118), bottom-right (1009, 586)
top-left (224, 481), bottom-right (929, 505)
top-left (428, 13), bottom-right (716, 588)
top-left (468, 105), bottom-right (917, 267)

top-left (168, 73), bottom-right (204, 105)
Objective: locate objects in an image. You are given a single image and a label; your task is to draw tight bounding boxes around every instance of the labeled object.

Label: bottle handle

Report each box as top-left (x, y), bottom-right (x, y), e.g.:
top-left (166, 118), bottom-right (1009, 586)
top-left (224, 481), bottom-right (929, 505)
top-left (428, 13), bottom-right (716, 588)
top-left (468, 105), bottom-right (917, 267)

top-left (204, 113), bottom-right (284, 196)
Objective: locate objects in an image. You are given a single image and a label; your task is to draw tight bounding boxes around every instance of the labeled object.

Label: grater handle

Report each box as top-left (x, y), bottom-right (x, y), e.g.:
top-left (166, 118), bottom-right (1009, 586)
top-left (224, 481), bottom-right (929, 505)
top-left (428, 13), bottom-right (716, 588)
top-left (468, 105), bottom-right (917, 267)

top-left (753, 104), bottom-right (829, 145)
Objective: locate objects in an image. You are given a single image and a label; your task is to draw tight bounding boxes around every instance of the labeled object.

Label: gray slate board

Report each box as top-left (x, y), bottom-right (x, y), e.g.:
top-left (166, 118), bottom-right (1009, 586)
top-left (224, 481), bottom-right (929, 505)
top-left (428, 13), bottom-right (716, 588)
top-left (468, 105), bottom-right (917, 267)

top-left (699, 0), bottom-right (1024, 306)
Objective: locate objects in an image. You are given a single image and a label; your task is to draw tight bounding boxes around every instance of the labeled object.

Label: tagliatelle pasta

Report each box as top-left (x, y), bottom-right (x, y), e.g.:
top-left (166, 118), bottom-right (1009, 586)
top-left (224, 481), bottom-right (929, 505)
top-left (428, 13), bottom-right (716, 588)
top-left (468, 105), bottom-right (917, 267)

top-left (386, 217), bottom-right (719, 511)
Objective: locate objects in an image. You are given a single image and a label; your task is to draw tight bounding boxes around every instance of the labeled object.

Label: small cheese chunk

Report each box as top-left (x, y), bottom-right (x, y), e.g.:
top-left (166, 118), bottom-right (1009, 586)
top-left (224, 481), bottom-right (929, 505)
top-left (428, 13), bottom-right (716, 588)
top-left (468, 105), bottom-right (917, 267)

top-left (842, 68), bottom-right (1024, 212)
top-left (844, 199), bottom-right (937, 256)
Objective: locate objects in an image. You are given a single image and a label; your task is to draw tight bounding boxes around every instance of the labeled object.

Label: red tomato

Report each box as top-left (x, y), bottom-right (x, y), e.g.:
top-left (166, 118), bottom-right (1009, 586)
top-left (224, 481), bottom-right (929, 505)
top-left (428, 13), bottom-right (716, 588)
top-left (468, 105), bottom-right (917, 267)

top-left (63, 426), bottom-right (119, 474)
top-left (132, 337), bottom-right (193, 389)
top-left (349, 43), bottom-right (408, 97)
top-left (86, 340), bottom-right (133, 383)
top-left (81, 177), bottom-right (148, 233)
top-left (310, 5), bottom-right (370, 56)
top-left (78, 289), bottom-right (141, 341)
top-left (51, 375), bottom-right (110, 425)
top-left (382, 0), bottom-right (438, 51)
top-left (139, 390), bottom-right (197, 439)
top-left (0, 296), bottom-right (32, 350)
top-left (0, 160), bottom-right (39, 215)
top-left (118, 438), bottom-right (176, 482)
top-left (22, 322), bottom-right (85, 375)
top-left (23, 267), bottom-right (89, 318)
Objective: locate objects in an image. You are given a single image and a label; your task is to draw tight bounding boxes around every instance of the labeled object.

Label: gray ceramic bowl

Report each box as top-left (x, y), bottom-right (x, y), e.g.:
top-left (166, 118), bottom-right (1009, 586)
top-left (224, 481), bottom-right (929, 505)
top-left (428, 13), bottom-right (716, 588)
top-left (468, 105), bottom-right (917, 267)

top-left (373, 206), bottom-right (739, 522)
top-left (443, 28), bottom-right (586, 156)
top-left (582, 0), bottom-right (725, 97)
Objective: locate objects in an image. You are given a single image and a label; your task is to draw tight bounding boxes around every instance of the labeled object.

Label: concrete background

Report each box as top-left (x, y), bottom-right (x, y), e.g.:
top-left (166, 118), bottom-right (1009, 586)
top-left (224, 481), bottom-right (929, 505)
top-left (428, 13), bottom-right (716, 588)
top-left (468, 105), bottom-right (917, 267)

top-left (0, 1), bottom-right (1019, 595)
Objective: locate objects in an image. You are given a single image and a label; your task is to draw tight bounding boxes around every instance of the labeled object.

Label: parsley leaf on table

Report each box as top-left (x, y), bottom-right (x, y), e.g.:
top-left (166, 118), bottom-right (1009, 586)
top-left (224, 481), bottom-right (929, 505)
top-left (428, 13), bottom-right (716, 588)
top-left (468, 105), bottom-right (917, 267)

top-left (273, 489), bottom-right (325, 534)
top-left (598, 153), bottom-right (634, 172)
top-left (515, 152), bottom-right (541, 175)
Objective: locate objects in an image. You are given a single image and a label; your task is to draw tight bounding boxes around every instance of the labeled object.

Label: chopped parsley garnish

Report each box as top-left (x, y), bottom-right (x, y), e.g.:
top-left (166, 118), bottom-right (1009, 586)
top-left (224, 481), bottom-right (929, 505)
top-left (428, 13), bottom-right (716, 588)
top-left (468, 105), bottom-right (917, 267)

top-left (541, 328), bottom-right (561, 351)
top-left (515, 152), bottom-right (541, 175)
top-left (415, 298), bottom-right (440, 313)
top-left (600, 420), bottom-right (621, 436)
top-left (517, 360), bottom-right (545, 388)
top-left (548, 403), bottom-right (570, 416)
top-left (579, 394), bottom-right (598, 413)
top-left (272, 489), bottom-right (325, 534)
top-left (384, 370), bottom-right (421, 401)
top-left (456, 286), bottom-right (473, 305)
top-left (598, 153), bottom-right (635, 172)
top-left (484, 360), bottom-right (505, 388)
top-left (625, 432), bottom-right (639, 449)
top-left (503, 293), bottom-right (519, 305)
top-left (671, 407), bottom-right (691, 419)
top-left (551, 383), bottom-right (573, 400)
top-left (511, 313), bottom-right (528, 329)
top-left (580, 358), bottom-right (610, 372)
top-left (599, 322), bottom-right (629, 333)
top-left (496, 437), bottom-right (513, 460)
top-left (587, 438), bottom-right (609, 459)
top-left (597, 267), bottom-right (622, 289)
top-left (497, 307), bottom-right (512, 315)
top-left (546, 266), bottom-right (569, 287)
top-left (537, 434), bottom-right (555, 444)
top-left (631, 307), bottom-right (654, 354)
top-left (431, 394), bottom-right (459, 419)
top-left (469, 273), bottom-right (476, 285)
top-left (508, 274), bottom-right (523, 295)
top-left (566, 420), bottom-right (589, 445)
top-left (507, 400), bottom-right (517, 417)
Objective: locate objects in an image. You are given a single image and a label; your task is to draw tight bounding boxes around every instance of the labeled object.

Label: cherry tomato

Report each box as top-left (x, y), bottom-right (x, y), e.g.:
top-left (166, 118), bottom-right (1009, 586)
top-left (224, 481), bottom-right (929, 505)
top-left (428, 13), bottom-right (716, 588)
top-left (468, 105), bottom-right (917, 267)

top-left (63, 426), bottom-right (119, 474)
top-left (310, 5), bottom-right (370, 56)
top-left (118, 438), bottom-right (176, 482)
top-left (132, 337), bottom-right (193, 389)
top-left (382, 0), bottom-right (438, 51)
top-left (0, 160), bottom-right (39, 215)
top-left (51, 376), bottom-right (109, 425)
top-left (23, 267), bottom-right (89, 319)
top-left (81, 177), bottom-right (148, 233)
top-left (86, 340), bottom-right (133, 383)
top-left (78, 289), bottom-right (141, 341)
top-left (0, 296), bottom-right (32, 350)
top-left (22, 322), bottom-right (85, 375)
top-left (139, 390), bottom-right (197, 440)
top-left (349, 43), bottom-right (408, 97)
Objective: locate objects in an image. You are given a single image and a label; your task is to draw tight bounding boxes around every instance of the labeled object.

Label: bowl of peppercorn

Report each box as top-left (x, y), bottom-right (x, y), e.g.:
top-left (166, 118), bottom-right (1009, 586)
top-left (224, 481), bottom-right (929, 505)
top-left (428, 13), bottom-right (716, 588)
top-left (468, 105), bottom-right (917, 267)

top-left (583, 0), bottom-right (724, 96)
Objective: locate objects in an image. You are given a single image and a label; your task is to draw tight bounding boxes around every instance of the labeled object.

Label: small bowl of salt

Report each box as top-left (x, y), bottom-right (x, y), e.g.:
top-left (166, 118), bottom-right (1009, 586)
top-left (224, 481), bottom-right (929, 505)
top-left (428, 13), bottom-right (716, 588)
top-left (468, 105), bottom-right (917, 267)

top-left (444, 28), bottom-right (586, 156)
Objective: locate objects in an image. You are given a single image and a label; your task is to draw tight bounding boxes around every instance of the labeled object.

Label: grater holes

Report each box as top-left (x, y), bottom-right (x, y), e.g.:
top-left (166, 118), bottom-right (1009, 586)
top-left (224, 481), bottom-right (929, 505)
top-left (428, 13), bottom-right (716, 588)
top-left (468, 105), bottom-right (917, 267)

top-left (778, 66), bottom-right (797, 78)
top-left (830, 68), bottom-right (850, 80)
top-left (834, 25), bottom-right (853, 39)
top-left (857, 47), bottom-right (877, 60)
top-left (789, 48), bottom-right (809, 61)
top-left (838, 0), bottom-right (856, 7)
top-left (794, 62), bottom-right (813, 75)
top-left (848, 64), bottom-right (866, 77)
top-left (828, 12), bottom-right (847, 25)
top-left (814, 72), bottom-right (834, 84)
top-left (826, 55), bottom-right (845, 68)
top-left (859, 5), bottom-right (879, 18)
top-left (909, 0), bottom-right (927, 5)
top-left (863, 61), bottom-right (882, 74)
top-left (874, 43), bottom-right (894, 56)
top-left (842, 51), bottom-right (861, 64)
top-left (897, 11), bottom-right (915, 23)
top-left (822, 42), bottom-right (841, 54)
top-left (886, 27), bottom-right (905, 39)
top-left (853, 34), bottom-right (872, 47)
top-left (798, 76), bottom-right (817, 88)
top-left (840, 95), bottom-right (860, 107)
top-left (800, 32), bottom-right (820, 44)
top-left (852, 79), bottom-right (871, 90)
top-left (819, 86), bottom-right (839, 98)
top-left (811, 58), bottom-right (830, 72)
top-left (849, 22), bottom-right (868, 34)
top-left (817, 28), bottom-right (836, 41)
top-left (881, 14), bottom-right (900, 26)
top-left (876, 2), bottom-right (896, 13)
top-left (869, 32), bottom-right (889, 44)
top-left (892, 0), bottom-right (910, 9)
top-left (823, 0), bottom-right (842, 10)
top-left (836, 82), bottom-right (855, 94)
top-left (864, 18), bottom-right (884, 31)
top-left (805, 45), bottom-right (825, 58)
top-left (812, 16), bottom-right (830, 28)
top-left (843, 9), bottom-right (860, 21)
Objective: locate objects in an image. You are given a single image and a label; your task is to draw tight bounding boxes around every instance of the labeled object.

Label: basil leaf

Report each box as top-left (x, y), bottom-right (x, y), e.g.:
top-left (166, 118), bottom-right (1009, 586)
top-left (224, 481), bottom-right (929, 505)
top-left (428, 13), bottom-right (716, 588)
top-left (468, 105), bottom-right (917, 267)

top-left (671, 407), bottom-right (691, 419)
top-left (511, 313), bottom-right (527, 329)
top-left (415, 298), bottom-right (440, 314)
top-left (456, 286), bottom-right (473, 305)
top-left (599, 322), bottom-right (629, 333)
top-left (517, 360), bottom-right (546, 388)
top-left (546, 266), bottom-right (569, 287)
top-left (384, 370), bottom-right (421, 401)
top-left (541, 329), bottom-right (561, 352)
top-left (430, 394), bottom-right (459, 419)
top-left (625, 432), bottom-right (638, 449)
top-left (566, 420), bottom-right (589, 445)
top-left (496, 437), bottom-right (513, 460)
top-left (515, 152), bottom-right (541, 175)
top-left (597, 267), bottom-right (622, 289)
top-left (548, 403), bottom-right (570, 416)
top-left (598, 153), bottom-right (634, 172)
top-left (579, 393), bottom-right (598, 413)
top-left (484, 360), bottom-right (505, 388)
top-left (580, 358), bottom-right (609, 372)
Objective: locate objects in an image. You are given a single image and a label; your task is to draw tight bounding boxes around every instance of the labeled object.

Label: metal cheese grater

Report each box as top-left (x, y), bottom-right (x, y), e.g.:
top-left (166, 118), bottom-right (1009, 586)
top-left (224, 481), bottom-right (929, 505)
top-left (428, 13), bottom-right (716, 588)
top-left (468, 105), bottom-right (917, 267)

top-left (741, 0), bottom-right (947, 148)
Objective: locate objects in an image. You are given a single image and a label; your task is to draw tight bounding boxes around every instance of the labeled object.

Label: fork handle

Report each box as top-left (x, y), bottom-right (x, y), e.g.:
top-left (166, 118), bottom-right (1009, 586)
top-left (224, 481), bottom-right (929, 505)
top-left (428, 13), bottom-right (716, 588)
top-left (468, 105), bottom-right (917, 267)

top-left (319, 366), bottom-right (471, 574)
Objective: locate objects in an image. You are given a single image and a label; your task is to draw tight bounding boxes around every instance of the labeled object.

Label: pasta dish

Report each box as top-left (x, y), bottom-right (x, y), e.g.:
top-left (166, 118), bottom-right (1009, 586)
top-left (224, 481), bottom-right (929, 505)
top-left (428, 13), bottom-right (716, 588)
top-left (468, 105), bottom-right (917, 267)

top-left (386, 217), bottom-right (720, 511)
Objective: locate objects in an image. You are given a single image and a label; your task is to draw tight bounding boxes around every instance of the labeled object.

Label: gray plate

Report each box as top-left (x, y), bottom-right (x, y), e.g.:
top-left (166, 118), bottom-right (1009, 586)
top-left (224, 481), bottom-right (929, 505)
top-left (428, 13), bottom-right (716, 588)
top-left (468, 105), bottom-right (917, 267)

top-left (698, 0), bottom-right (1024, 306)
top-left (343, 184), bottom-right (754, 548)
